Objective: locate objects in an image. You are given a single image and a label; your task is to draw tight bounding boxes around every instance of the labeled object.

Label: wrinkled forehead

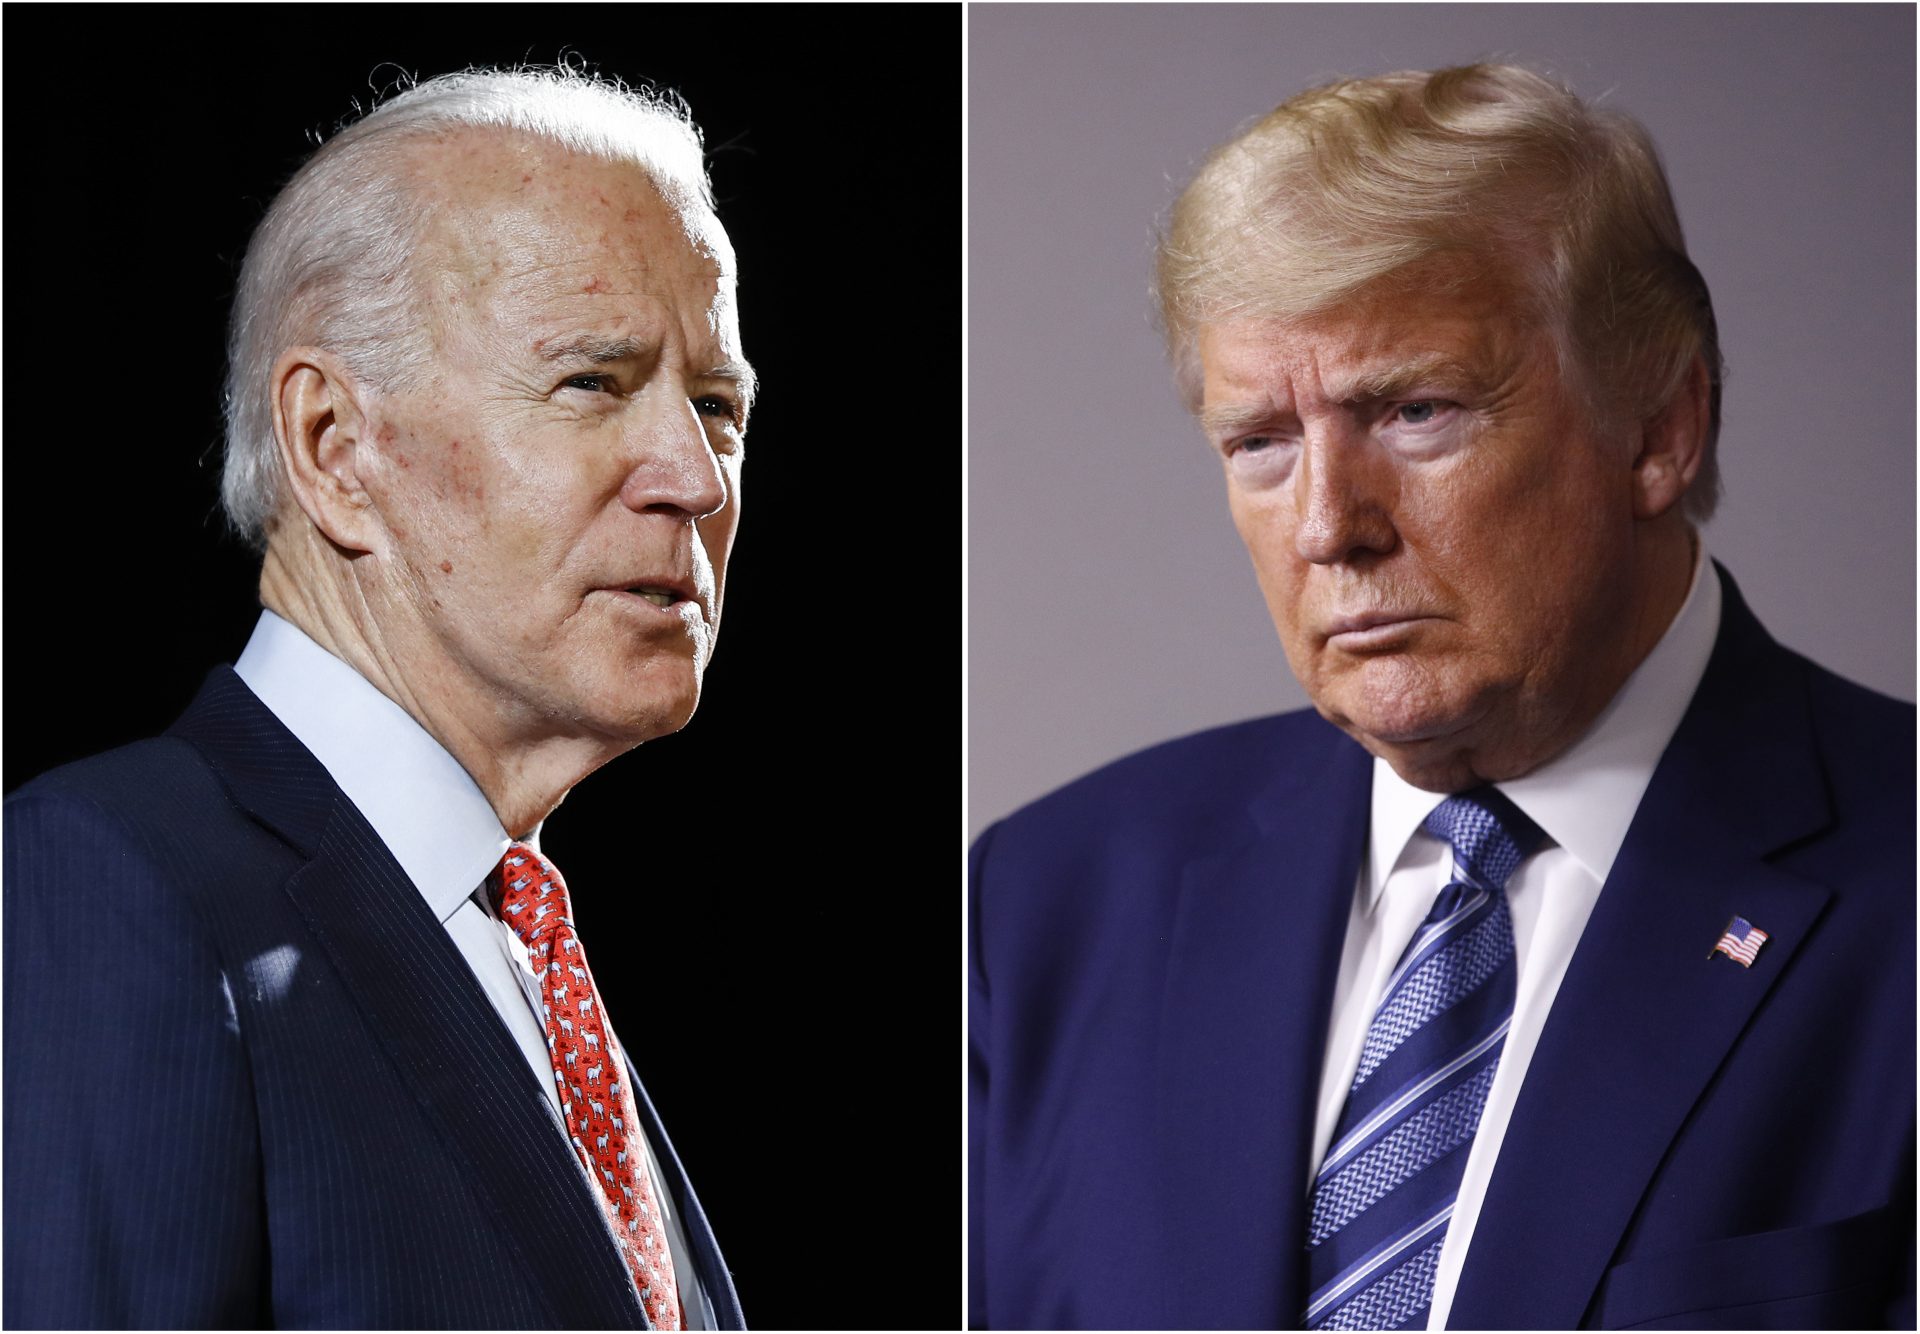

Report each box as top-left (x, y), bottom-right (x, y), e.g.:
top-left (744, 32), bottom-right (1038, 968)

top-left (1180, 249), bottom-right (1556, 410)
top-left (405, 129), bottom-right (739, 335)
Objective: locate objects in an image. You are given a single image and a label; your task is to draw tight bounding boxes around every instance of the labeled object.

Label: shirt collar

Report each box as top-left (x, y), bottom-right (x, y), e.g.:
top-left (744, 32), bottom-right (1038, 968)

top-left (234, 610), bottom-right (514, 924)
top-left (1366, 540), bottom-right (1722, 907)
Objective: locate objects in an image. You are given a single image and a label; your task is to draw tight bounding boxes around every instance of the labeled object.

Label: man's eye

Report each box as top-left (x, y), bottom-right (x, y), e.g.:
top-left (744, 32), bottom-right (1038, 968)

top-left (694, 394), bottom-right (741, 426)
top-left (563, 374), bottom-right (617, 394)
top-left (1396, 401), bottom-right (1440, 424)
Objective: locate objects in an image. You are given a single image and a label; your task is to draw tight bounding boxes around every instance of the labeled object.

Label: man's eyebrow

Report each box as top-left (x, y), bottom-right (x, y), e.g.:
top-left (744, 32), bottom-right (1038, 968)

top-left (704, 359), bottom-right (759, 416)
top-left (1199, 354), bottom-right (1485, 435)
top-left (537, 334), bottom-right (651, 365)
top-left (536, 338), bottom-right (759, 415)
top-left (1338, 354), bottom-right (1480, 403)
top-left (1199, 398), bottom-right (1284, 437)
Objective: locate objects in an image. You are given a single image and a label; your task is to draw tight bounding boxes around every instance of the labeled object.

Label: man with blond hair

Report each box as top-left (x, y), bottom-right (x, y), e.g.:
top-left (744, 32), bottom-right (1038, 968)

top-left (7, 69), bottom-right (748, 1329)
top-left (970, 64), bottom-right (1911, 1330)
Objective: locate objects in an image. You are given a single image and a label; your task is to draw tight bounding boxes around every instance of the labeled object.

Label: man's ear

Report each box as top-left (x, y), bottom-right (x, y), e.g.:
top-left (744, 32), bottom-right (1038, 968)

top-left (1630, 352), bottom-right (1711, 521)
top-left (271, 346), bottom-right (382, 552)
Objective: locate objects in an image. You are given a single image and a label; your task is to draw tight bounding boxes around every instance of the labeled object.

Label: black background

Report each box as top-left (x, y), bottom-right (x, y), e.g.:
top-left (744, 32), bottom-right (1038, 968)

top-left (4, 6), bottom-right (956, 1328)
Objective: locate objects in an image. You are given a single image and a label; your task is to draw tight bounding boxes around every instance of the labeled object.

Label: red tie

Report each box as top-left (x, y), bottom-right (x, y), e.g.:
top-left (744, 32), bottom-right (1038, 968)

top-left (496, 843), bottom-right (684, 1330)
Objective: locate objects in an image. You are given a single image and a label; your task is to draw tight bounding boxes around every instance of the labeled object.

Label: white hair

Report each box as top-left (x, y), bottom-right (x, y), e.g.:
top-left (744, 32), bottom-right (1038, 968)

top-left (220, 66), bottom-right (714, 549)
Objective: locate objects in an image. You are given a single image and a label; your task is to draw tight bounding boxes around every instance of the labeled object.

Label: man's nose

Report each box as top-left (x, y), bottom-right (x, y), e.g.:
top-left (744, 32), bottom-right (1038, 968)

top-left (1292, 431), bottom-right (1396, 564)
top-left (619, 399), bottom-right (729, 519)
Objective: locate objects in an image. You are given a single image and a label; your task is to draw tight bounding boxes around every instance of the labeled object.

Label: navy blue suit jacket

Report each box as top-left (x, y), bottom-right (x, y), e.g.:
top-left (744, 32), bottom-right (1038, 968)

top-left (969, 569), bottom-right (1913, 1329)
top-left (4, 667), bottom-right (745, 1330)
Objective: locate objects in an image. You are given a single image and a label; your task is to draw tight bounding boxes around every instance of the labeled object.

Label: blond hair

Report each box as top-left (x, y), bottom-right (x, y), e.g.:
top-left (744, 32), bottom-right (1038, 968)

top-left (1154, 63), bottom-right (1723, 518)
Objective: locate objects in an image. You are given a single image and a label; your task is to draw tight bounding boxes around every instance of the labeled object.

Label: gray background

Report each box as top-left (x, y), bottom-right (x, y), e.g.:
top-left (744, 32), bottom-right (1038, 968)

top-left (968, 3), bottom-right (1916, 838)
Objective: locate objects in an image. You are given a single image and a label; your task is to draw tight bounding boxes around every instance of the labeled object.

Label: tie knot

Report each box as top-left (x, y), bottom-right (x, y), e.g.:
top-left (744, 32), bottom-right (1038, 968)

top-left (494, 842), bottom-right (572, 944)
top-left (1421, 786), bottom-right (1544, 893)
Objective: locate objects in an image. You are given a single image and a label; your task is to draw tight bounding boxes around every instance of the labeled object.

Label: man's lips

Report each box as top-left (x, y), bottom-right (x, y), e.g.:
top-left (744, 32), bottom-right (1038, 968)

top-left (1323, 611), bottom-right (1437, 647)
top-left (597, 577), bottom-right (708, 620)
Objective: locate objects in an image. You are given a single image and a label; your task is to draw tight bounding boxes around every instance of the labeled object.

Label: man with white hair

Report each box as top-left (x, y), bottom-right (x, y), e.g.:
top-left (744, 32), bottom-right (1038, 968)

top-left (970, 65), bottom-right (1912, 1330)
top-left (6, 69), bottom-right (749, 1329)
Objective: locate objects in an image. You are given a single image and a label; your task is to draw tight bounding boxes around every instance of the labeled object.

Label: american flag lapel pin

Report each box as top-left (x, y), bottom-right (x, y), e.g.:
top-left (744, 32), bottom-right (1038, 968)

top-left (1710, 915), bottom-right (1769, 967)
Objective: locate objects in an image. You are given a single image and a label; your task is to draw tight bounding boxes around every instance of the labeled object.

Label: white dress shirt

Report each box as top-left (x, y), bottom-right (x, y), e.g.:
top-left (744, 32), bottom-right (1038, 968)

top-left (235, 610), bottom-right (712, 1328)
top-left (1310, 545), bottom-right (1722, 1330)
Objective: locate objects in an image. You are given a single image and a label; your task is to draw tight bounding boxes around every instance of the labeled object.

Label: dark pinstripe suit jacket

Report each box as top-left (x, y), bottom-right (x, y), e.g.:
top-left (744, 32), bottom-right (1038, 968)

top-left (3, 667), bottom-right (745, 1329)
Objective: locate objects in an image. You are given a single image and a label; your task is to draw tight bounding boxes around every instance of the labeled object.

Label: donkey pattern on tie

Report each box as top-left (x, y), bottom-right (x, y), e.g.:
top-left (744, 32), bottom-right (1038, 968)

top-left (496, 843), bottom-right (684, 1330)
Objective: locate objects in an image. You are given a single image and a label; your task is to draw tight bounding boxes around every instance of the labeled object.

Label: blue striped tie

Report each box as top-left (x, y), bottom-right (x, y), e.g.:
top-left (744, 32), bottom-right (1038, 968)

top-left (1303, 787), bottom-right (1545, 1331)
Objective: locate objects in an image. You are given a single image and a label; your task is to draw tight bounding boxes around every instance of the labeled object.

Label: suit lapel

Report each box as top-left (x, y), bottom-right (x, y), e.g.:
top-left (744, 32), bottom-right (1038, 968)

top-left (1450, 569), bottom-right (1834, 1329)
top-left (1156, 729), bottom-right (1371, 1328)
top-left (173, 669), bottom-right (649, 1329)
top-left (623, 1053), bottom-right (746, 1330)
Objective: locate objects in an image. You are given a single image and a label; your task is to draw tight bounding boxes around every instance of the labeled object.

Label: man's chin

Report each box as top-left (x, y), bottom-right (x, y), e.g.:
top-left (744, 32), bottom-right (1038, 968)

top-left (1312, 689), bottom-right (1490, 791)
top-left (587, 669), bottom-right (704, 748)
